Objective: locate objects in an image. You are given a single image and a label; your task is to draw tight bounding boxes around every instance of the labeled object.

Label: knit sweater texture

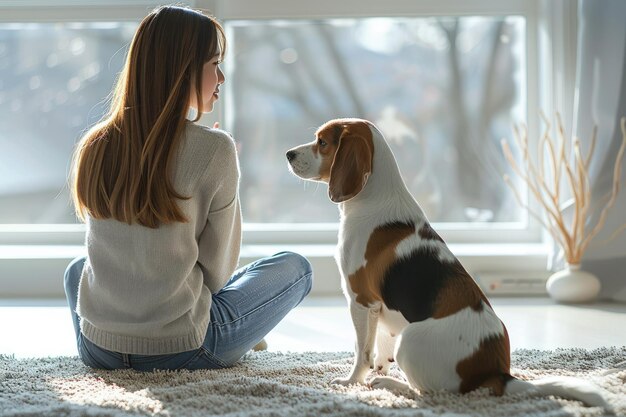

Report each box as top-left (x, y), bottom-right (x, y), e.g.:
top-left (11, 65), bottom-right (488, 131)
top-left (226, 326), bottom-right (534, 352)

top-left (77, 122), bottom-right (242, 355)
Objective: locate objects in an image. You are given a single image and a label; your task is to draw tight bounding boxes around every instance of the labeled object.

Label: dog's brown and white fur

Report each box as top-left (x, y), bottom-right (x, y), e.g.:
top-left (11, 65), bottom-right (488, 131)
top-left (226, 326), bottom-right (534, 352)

top-left (286, 118), bottom-right (610, 409)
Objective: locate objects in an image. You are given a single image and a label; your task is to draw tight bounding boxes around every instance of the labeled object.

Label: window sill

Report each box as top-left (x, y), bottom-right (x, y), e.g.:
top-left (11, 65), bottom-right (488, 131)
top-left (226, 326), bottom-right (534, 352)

top-left (0, 242), bottom-right (550, 298)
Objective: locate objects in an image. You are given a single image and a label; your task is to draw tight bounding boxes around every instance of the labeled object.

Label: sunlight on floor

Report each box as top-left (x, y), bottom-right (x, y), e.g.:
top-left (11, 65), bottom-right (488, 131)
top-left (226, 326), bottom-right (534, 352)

top-left (1, 297), bottom-right (624, 359)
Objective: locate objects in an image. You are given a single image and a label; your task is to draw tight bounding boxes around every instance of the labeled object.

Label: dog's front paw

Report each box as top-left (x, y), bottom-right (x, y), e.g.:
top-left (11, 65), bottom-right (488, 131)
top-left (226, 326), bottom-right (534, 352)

top-left (331, 376), bottom-right (364, 386)
top-left (369, 376), bottom-right (412, 392)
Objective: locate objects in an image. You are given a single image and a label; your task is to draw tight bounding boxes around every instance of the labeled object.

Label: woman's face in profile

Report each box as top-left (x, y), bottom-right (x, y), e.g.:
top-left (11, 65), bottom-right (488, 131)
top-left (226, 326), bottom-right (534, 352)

top-left (190, 50), bottom-right (224, 113)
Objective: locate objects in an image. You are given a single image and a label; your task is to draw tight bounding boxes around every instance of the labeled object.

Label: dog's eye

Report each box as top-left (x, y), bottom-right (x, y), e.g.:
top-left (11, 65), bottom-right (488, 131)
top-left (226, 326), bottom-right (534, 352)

top-left (318, 139), bottom-right (327, 147)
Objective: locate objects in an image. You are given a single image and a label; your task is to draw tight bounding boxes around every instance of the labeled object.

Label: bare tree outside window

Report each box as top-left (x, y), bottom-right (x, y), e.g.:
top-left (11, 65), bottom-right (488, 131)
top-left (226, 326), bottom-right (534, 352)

top-left (227, 17), bottom-right (526, 225)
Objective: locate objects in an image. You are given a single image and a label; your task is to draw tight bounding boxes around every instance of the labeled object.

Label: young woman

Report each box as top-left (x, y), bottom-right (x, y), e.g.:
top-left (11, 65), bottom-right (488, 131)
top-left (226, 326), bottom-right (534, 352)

top-left (65, 5), bottom-right (313, 370)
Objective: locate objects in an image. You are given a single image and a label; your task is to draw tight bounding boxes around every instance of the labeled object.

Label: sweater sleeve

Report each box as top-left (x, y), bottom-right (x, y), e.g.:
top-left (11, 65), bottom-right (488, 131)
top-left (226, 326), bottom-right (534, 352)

top-left (196, 133), bottom-right (242, 294)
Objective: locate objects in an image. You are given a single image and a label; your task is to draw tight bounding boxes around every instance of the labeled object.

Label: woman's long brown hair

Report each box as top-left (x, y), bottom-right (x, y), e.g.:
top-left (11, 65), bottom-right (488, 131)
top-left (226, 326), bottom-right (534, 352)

top-left (71, 6), bottom-right (226, 228)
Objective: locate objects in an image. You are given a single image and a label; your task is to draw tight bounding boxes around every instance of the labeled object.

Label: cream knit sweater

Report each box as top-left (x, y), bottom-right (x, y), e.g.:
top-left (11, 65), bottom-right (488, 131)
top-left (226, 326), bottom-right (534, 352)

top-left (77, 122), bottom-right (242, 355)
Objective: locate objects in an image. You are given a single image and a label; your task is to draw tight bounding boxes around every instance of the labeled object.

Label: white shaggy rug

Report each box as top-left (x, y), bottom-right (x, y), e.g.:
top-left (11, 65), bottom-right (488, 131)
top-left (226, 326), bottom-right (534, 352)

top-left (1, 347), bottom-right (625, 417)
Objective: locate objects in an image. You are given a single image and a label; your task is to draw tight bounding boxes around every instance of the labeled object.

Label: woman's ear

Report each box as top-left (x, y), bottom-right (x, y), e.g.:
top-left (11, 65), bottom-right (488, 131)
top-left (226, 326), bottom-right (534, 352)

top-left (328, 133), bottom-right (373, 203)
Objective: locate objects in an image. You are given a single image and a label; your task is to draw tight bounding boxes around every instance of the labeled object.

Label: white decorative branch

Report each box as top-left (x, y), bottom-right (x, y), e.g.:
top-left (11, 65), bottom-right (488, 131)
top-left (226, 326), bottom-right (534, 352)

top-left (501, 115), bottom-right (626, 265)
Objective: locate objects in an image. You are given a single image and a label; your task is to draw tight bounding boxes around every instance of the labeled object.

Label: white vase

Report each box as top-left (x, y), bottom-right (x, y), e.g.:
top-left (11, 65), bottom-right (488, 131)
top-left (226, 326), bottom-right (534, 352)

top-left (546, 263), bottom-right (601, 303)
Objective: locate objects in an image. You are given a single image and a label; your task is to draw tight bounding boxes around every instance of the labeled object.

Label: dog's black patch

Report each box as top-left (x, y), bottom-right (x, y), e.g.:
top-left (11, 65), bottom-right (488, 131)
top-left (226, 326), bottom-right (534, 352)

top-left (380, 248), bottom-right (466, 323)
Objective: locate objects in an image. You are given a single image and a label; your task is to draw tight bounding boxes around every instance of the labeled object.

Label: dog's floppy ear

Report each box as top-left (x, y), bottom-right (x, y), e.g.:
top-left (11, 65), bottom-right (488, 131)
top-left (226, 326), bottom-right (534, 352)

top-left (328, 131), bottom-right (373, 203)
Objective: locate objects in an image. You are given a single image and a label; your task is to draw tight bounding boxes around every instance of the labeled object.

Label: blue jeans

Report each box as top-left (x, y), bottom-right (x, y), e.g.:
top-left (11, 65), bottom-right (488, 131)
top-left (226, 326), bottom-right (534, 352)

top-left (63, 251), bottom-right (312, 371)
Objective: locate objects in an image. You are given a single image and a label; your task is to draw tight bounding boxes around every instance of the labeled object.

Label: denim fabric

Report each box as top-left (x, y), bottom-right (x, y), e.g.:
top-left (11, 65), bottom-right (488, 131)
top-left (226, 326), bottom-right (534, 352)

top-left (63, 251), bottom-right (313, 370)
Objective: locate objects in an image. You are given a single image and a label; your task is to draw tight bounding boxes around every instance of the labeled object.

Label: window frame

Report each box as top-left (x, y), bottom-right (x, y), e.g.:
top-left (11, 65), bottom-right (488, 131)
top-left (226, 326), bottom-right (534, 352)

top-left (0, 0), bottom-right (574, 297)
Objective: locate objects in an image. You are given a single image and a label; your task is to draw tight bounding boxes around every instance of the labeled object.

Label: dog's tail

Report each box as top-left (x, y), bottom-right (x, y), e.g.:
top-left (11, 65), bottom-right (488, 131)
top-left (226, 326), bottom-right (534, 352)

top-left (505, 375), bottom-right (613, 412)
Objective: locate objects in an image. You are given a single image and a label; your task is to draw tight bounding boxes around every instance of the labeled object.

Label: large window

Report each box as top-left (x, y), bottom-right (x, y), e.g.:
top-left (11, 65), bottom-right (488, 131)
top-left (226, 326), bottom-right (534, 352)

top-left (1, 0), bottom-right (556, 297)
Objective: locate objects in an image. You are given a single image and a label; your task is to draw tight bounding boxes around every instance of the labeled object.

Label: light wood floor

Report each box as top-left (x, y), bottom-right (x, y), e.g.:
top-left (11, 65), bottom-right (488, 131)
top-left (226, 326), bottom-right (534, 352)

top-left (1, 297), bottom-right (624, 359)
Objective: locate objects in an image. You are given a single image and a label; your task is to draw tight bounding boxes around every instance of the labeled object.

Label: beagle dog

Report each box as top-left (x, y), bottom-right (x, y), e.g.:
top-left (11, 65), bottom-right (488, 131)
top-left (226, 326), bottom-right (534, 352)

top-left (286, 118), bottom-right (610, 409)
